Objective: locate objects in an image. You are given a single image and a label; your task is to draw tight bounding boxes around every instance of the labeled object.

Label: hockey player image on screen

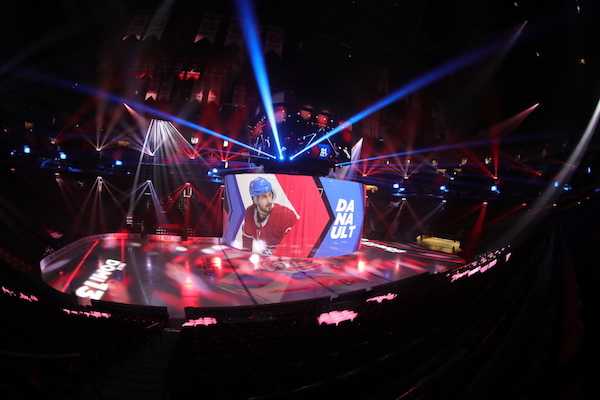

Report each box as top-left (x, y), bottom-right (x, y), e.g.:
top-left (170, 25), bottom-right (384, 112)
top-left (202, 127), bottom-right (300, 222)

top-left (242, 177), bottom-right (298, 255)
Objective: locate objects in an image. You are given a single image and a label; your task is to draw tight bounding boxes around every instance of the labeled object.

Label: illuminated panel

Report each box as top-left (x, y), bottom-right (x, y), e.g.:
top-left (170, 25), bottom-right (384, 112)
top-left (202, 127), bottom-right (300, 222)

top-left (317, 310), bottom-right (358, 326)
top-left (223, 174), bottom-right (364, 258)
top-left (1, 286), bottom-right (39, 303)
top-left (182, 317), bottom-right (218, 327)
top-left (366, 293), bottom-right (397, 304)
top-left (62, 308), bottom-right (111, 319)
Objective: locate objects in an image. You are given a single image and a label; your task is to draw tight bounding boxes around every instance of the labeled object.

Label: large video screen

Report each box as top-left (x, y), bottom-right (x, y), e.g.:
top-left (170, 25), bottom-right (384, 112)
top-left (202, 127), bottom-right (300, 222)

top-left (223, 174), bottom-right (364, 258)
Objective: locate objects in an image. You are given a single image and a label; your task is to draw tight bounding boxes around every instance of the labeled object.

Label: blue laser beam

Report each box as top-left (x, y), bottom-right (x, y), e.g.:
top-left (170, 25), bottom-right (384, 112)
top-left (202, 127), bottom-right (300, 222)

top-left (15, 68), bottom-right (275, 159)
top-left (335, 132), bottom-right (550, 167)
top-left (290, 41), bottom-right (504, 160)
top-left (236, 0), bottom-right (284, 160)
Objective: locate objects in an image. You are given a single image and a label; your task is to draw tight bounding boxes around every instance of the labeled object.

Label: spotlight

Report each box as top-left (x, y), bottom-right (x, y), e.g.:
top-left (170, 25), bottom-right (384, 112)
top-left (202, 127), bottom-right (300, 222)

top-left (440, 185), bottom-right (448, 192)
top-left (114, 160), bottom-right (123, 166)
top-left (223, 140), bottom-right (229, 148)
top-left (212, 168), bottom-right (218, 174)
top-left (521, 203), bottom-right (527, 207)
top-left (402, 197), bottom-right (407, 201)
top-left (59, 151), bottom-right (67, 160)
top-left (23, 145), bottom-right (31, 154)
top-left (490, 185), bottom-right (498, 192)
top-left (249, 253), bottom-right (260, 264)
top-left (357, 260), bottom-right (366, 272)
top-left (587, 166), bottom-right (592, 174)
top-left (482, 201), bottom-right (488, 205)
top-left (553, 181), bottom-right (560, 188)
top-left (392, 183), bottom-right (400, 189)
top-left (442, 199), bottom-right (447, 203)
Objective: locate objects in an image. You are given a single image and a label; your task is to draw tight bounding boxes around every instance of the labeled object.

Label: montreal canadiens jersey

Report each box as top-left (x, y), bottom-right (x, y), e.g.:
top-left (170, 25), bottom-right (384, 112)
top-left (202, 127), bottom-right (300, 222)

top-left (242, 203), bottom-right (298, 250)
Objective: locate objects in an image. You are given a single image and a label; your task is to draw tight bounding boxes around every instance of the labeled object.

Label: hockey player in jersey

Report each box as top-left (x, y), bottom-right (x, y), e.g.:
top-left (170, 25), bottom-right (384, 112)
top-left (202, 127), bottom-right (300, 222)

top-left (242, 177), bottom-right (298, 255)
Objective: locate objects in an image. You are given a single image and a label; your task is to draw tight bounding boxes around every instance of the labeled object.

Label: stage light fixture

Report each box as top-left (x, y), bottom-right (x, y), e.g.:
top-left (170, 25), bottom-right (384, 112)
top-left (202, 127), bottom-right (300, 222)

top-left (212, 168), bottom-right (218, 174)
top-left (23, 145), bottom-right (31, 154)
top-left (114, 160), bottom-right (123, 166)
top-left (59, 151), bottom-right (67, 160)
top-left (440, 185), bottom-right (448, 192)
top-left (393, 183), bottom-right (400, 189)
top-left (491, 185), bottom-right (498, 192)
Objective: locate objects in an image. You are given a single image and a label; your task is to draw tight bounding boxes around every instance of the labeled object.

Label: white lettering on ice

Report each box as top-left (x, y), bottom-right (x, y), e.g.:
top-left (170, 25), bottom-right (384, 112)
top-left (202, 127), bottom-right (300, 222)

top-left (75, 259), bottom-right (126, 300)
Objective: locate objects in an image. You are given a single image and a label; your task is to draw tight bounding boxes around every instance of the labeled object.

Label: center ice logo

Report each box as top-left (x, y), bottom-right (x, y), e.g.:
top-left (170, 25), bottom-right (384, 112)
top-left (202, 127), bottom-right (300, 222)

top-left (330, 198), bottom-right (357, 240)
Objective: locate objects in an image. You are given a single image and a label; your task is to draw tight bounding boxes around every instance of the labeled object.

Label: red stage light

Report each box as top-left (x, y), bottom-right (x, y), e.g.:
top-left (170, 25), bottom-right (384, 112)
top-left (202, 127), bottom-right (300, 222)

top-left (357, 260), bottom-right (365, 272)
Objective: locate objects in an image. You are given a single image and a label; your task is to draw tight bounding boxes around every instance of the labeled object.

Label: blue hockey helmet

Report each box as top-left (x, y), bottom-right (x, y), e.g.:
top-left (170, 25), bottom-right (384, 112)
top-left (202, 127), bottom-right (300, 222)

top-left (249, 177), bottom-right (273, 198)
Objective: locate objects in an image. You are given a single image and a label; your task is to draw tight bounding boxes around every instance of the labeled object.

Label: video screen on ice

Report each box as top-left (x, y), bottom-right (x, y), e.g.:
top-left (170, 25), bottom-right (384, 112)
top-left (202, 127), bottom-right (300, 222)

top-left (223, 174), bottom-right (364, 258)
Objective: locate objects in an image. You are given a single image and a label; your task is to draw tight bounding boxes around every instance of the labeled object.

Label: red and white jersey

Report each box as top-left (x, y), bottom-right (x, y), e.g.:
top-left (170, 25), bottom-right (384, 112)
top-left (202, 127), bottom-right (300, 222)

top-left (242, 203), bottom-right (298, 250)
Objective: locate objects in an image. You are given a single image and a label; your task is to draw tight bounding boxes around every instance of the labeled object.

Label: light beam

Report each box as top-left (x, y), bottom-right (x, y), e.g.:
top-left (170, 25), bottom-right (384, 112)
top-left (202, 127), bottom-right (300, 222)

top-left (290, 40), bottom-right (505, 160)
top-left (236, 0), bottom-right (284, 160)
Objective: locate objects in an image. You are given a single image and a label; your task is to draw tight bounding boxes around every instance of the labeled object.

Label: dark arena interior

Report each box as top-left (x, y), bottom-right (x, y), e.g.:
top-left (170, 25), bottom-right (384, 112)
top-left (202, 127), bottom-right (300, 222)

top-left (1, 1), bottom-right (598, 399)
